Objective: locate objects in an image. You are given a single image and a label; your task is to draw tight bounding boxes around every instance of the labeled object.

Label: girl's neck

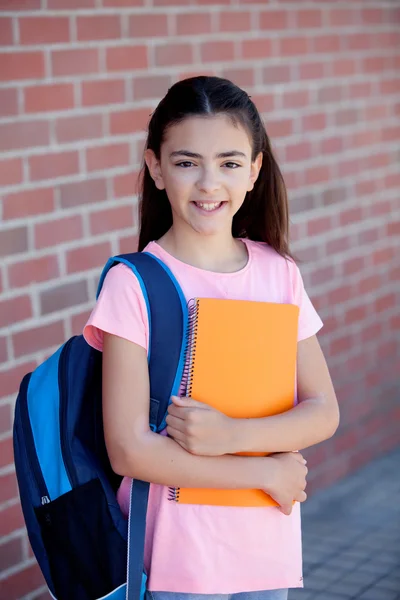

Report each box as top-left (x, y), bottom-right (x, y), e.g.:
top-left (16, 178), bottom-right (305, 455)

top-left (156, 227), bottom-right (248, 274)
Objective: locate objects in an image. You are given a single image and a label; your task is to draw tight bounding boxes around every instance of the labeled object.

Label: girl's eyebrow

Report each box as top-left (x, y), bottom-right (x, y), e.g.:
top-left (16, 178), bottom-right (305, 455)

top-left (169, 150), bottom-right (247, 159)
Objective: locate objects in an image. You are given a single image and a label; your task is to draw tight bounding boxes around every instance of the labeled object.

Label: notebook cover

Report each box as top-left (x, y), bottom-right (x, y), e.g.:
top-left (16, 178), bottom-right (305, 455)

top-left (174, 298), bottom-right (299, 507)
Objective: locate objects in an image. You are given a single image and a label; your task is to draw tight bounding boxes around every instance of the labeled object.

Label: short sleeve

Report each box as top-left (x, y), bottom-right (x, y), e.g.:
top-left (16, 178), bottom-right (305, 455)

top-left (289, 261), bottom-right (323, 342)
top-left (83, 263), bottom-right (149, 352)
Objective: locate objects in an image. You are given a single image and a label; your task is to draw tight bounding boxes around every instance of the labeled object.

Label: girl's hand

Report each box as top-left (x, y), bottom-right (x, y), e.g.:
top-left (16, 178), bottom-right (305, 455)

top-left (166, 396), bottom-right (234, 456)
top-left (265, 452), bottom-right (308, 516)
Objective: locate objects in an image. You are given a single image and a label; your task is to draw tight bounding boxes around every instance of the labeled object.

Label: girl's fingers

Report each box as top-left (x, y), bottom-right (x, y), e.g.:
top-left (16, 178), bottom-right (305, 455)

top-left (166, 414), bottom-right (185, 430)
top-left (166, 426), bottom-right (186, 443)
top-left (167, 404), bottom-right (186, 420)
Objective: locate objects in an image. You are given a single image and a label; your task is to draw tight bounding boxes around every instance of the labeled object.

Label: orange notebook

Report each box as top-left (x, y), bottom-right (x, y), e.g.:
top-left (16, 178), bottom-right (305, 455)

top-left (169, 298), bottom-right (299, 507)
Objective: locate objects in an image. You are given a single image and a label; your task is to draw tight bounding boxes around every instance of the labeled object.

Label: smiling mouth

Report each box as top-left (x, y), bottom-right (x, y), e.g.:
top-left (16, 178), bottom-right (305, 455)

top-left (193, 201), bottom-right (226, 212)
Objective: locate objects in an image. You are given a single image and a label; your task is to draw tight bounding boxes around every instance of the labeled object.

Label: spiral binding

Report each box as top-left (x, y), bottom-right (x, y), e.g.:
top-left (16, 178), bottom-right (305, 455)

top-left (168, 297), bottom-right (200, 502)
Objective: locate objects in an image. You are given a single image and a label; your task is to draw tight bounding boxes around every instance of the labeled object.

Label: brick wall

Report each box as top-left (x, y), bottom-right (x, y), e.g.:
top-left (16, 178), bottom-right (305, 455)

top-left (0, 1), bottom-right (399, 597)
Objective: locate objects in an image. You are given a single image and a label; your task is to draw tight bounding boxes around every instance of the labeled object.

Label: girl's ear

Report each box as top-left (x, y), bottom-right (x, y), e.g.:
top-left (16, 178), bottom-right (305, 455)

top-left (247, 152), bottom-right (263, 192)
top-left (144, 149), bottom-right (165, 190)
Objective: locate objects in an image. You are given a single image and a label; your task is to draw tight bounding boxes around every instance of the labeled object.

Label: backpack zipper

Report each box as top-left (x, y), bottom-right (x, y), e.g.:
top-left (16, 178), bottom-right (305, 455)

top-left (19, 373), bottom-right (51, 504)
top-left (59, 337), bottom-right (79, 489)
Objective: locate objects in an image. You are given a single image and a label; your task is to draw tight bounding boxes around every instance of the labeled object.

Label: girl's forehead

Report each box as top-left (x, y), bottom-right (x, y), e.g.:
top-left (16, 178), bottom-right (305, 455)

top-left (163, 114), bottom-right (252, 153)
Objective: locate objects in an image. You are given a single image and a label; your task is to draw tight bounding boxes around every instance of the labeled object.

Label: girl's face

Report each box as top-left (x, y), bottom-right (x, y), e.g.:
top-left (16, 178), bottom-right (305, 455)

top-left (145, 114), bottom-right (262, 238)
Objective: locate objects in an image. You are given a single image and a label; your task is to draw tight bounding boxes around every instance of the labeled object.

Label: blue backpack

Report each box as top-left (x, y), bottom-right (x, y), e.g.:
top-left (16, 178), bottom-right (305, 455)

top-left (13, 252), bottom-right (188, 600)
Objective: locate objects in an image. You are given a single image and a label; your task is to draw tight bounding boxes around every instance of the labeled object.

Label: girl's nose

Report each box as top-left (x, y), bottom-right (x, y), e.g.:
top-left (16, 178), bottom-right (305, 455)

top-left (196, 168), bottom-right (221, 194)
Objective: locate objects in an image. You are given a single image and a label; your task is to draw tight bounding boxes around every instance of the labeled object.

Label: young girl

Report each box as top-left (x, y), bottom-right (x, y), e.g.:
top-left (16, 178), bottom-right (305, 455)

top-left (84, 76), bottom-right (339, 600)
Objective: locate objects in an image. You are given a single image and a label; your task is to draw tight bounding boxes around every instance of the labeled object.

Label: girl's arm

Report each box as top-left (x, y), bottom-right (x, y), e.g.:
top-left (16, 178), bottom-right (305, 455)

top-left (167, 335), bottom-right (339, 455)
top-left (102, 333), bottom-right (307, 504)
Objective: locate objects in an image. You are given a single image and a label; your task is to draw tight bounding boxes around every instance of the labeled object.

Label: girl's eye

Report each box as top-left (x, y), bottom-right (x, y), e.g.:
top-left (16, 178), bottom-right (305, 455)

top-left (176, 161), bottom-right (195, 168)
top-left (223, 162), bottom-right (241, 169)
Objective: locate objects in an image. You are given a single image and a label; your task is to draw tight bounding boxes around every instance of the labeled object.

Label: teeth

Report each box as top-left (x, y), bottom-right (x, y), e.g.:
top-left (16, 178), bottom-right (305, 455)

top-left (196, 202), bottom-right (222, 211)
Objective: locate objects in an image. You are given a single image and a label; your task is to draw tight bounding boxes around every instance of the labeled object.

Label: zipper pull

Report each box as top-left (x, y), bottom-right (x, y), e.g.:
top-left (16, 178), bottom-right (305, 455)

top-left (41, 495), bottom-right (50, 505)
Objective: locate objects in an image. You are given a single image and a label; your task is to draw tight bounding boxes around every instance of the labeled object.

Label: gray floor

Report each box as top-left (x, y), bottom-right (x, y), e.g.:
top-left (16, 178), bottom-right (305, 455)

top-left (289, 447), bottom-right (400, 600)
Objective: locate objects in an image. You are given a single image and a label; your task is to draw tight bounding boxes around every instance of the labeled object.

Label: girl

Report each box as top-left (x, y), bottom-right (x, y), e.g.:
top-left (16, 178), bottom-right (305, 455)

top-left (84, 76), bottom-right (339, 600)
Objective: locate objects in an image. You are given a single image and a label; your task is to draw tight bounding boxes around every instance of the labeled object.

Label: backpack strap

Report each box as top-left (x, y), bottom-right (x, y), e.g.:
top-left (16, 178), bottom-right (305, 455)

top-left (97, 251), bottom-right (188, 600)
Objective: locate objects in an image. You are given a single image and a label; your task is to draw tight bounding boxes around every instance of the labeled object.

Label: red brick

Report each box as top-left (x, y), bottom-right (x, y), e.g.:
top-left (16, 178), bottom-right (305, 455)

top-left (0, 335), bottom-right (7, 362)
top-left (241, 39), bottom-right (272, 60)
top-left (48, 0), bottom-right (95, 6)
top-left (219, 11), bottom-right (251, 32)
top-left (0, 120), bottom-right (49, 152)
top-left (259, 10), bottom-right (287, 29)
top-left (0, 51), bottom-right (45, 81)
top-left (25, 83), bottom-right (74, 113)
top-left (296, 9), bottom-right (322, 28)
top-left (339, 207), bottom-right (363, 226)
top-left (40, 280), bottom-right (88, 315)
top-left (59, 178), bottom-right (107, 209)
top-left (176, 13), bottom-right (212, 35)
top-left (19, 17), bottom-right (70, 45)
top-left (283, 90), bottom-right (309, 109)
top-left (103, 0), bottom-right (143, 4)
top-left (263, 64), bottom-right (291, 84)
top-left (129, 13), bottom-right (168, 37)
top-left (333, 59), bottom-right (356, 77)
top-left (285, 141), bottom-right (312, 162)
top-left (375, 293), bottom-right (396, 313)
top-left (0, 362), bottom-right (35, 402)
top-left (0, 0), bottom-right (40, 8)
top-left (35, 215), bottom-right (83, 249)
top-left (0, 158), bottom-right (23, 186)
top-left (310, 266), bottom-right (335, 286)
top-left (0, 17), bottom-right (13, 45)
top-left (106, 45), bottom-right (148, 71)
top-left (82, 79), bottom-right (125, 106)
top-left (361, 8), bottom-right (385, 24)
top-left (328, 285), bottom-right (353, 306)
top-left (349, 82), bottom-right (373, 100)
top-left (110, 108), bottom-right (151, 135)
top-left (0, 435), bottom-right (12, 468)
top-left (314, 35), bottom-right (341, 53)
top-left (55, 114), bottom-right (103, 144)
top-left (222, 68), bottom-right (254, 88)
top-left (251, 93), bottom-right (275, 113)
top-left (13, 321), bottom-right (65, 358)
top-left (305, 165), bottom-right (330, 185)
top-left (387, 221), bottom-right (400, 236)
top-left (66, 241), bottom-right (112, 274)
top-left (3, 188), bottom-right (54, 220)
top-left (0, 501), bottom-right (24, 536)
top-left (266, 118), bottom-right (293, 138)
top-left (133, 74), bottom-right (170, 101)
top-left (0, 226), bottom-right (28, 257)
top-left (358, 275), bottom-right (382, 295)
top-left (343, 256), bottom-right (365, 276)
top-left (320, 136), bottom-right (343, 155)
top-left (0, 295), bottom-right (32, 328)
top-left (299, 62), bottom-right (325, 80)
top-left (330, 334), bottom-right (353, 356)
top-left (307, 216), bottom-right (332, 236)
top-left (280, 37), bottom-right (309, 56)
top-left (86, 143), bottom-right (130, 172)
top-left (302, 113), bottom-right (326, 131)
top-left (52, 48), bottom-right (99, 77)
top-left (113, 172), bottom-right (139, 198)
top-left (348, 33), bottom-right (376, 51)
top-left (8, 255), bottom-right (59, 288)
top-left (385, 173), bottom-right (400, 190)
top-left (382, 125), bottom-right (400, 142)
top-left (344, 305), bottom-right (367, 326)
top-left (326, 235), bottom-right (351, 254)
top-left (0, 536), bottom-right (24, 574)
top-left (358, 227), bottom-right (379, 245)
top-left (201, 40), bottom-right (234, 63)
top-left (71, 309), bottom-right (91, 336)
top-left (329, 9), bottom-right (358, 26)
top-left (29, 151), bottom-right (79, 182)
top-left (370, 198), bottom-right (391, 218)
top-left (90, 206), bottom-right (134, 235)
top-left (156, 43), bottom-right (193, 67)
top-left (0, 88), bottom-right (17, 117)
top-left (0, 560), bottom-right (45, 600)
top-left (119, 234), bottom-right (139, 254)
top-left (77, 15), bottom-right (121, 41)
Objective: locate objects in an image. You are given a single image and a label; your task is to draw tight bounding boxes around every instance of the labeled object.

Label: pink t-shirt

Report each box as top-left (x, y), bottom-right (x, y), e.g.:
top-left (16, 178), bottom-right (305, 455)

top-left (83, 239), bottom-right (323, 594)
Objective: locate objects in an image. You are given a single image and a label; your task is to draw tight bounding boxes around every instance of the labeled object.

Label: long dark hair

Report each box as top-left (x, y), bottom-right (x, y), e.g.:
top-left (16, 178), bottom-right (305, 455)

top-left (138, 76), bottom-right (291, 258)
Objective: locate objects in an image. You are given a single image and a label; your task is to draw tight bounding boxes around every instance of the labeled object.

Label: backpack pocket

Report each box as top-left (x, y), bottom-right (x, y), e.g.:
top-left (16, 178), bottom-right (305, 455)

top-left (35, 477), bottom-right (127, 600)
